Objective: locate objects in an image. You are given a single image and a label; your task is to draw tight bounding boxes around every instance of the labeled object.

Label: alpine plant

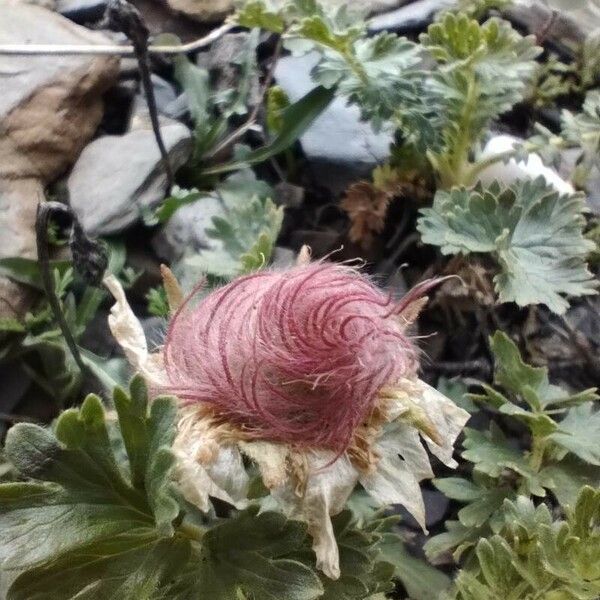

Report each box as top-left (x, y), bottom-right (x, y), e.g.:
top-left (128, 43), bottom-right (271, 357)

top-left (104, 260), bottom-right (469, 580)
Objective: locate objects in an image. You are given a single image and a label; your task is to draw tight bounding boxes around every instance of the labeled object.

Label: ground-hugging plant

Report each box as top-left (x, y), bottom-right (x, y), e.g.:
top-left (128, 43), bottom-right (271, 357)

top-left (0, 263), bottom-right (470, 599)
top-left (528, 89), bottom-right (600, 189)
top-left (151, 170), bottom-right (284, 287)
top-left (417, 177), bottom-right (598, 313)
top-left (425, 331), bottom-right (600, 562)
top-left (0, 377), bottom-right (323, 600)
top-left (0, 243), bottom-right (134, 405)
top-left (450, 486), bottom-right (600, 600)
top-left (235, 0), bottom-right (540, 188)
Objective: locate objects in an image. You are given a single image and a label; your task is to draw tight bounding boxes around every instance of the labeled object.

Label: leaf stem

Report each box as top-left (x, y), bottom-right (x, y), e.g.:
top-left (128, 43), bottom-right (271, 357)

top-left (178, 520), bottom-right (206, 543)
top-left (447, 74), bottom-right (479, 187)
top-left (465, 149), bottom-right (518, 184)
top-left (36, 203), bottom-right (89, 378)
top-left (529, 435), bottom-right (547, 473)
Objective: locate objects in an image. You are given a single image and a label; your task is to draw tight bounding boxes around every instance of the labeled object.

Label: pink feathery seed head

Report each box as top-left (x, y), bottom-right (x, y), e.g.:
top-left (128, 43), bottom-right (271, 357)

top-left (163, 262), bottom-right (438, 453)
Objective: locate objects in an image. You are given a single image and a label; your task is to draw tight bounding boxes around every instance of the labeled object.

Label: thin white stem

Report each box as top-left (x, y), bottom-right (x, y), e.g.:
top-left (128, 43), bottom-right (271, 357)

top-left (0, 22), bottom-right (234, 56)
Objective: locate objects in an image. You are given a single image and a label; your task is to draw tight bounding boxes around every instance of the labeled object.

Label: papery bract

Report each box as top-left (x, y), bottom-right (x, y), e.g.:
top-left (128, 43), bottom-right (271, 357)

top-left (163, 262), bottom-right (435, 453)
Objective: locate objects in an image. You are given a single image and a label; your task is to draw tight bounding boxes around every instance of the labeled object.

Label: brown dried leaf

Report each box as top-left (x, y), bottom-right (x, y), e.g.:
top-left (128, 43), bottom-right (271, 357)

top-left (341, 181), bottom-right (391, 248)
top-left (434, 257), bottom-right (495, 310)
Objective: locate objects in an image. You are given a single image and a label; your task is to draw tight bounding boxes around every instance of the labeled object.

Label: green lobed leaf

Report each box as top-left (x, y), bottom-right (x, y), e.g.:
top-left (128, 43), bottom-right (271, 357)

top-left (417, 178), bottom-right (598, 313)
top-left (183, 170), bottom-right (283, 280)
top-left (0, 378), bottom-right (331, 600)
top-left (550, 403), bottom-right (600, 466)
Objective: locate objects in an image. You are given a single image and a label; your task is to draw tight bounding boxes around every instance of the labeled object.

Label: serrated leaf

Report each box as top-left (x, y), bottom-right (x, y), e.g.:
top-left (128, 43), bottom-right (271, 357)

top-left (454, 487), bottom-right (600, 599)
top-left (377, 531), bottom-right (451, 600)
top-left (163, 507), bottom-right (323, 600)
top-left (539, 456), bottom-right (600, 508)
top-left (434, 477), bottom-right (483, 502)
top-left (0, 378), bottom-right (180, 596)
top-left (424, 520), bottom-right (482, 561)
top-left (0, 379), bottom-right (328, 600)
top-left (461, 424), bottom-right (544, 495)
top-left (550, 403), bottom-right (600, 466)
top-left (488, 331), bottom-right (568, 408)
top-left (183, 171), bottom-right (283, 280)
top-left (418, 178), bottom-right (598, 313)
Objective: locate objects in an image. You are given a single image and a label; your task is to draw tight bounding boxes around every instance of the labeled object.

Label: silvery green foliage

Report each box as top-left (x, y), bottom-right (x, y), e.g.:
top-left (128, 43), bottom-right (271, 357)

top-left (417, 177), bottom-right (597, 313)
top-left (452, 487), bottom-right (600, 600)
top-left (236, 2), bottom-right (540, 185)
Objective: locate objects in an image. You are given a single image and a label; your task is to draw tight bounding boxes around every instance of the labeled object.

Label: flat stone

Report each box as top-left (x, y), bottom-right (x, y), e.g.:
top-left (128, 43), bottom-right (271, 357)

top-left (0, 3), bottom-right (118, 320)
top-left (368, 0), bottom-right (453, 32)
top-left (0, 3), bottom-right (119, 183)
top-left (476, 135), bottom-right (575, 195)
top-left (506, 1), bottom-right (597, 47)
top-left (68, 121), bottom-right (192, 235)
top-left (129, 74), bottom-right (180, 124)
top-left (274, 52), bottom-right (393, 193)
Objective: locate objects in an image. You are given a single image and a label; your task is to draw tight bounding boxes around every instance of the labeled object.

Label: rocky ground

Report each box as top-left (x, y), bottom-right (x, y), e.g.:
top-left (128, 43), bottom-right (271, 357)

top-left (1, 0), bottom-right (599, 592)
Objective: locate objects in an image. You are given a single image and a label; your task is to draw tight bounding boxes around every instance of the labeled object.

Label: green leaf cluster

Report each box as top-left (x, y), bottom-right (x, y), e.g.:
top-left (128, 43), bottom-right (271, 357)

top-left (452, 487), bottom-right (600, 599)
top-left (426, 331), bottom-right (600, 560)
top-left (0, 242), bottom-right (132, 404)
top-left (236, 0), bottom-right (421, 128)
top-left (235, 2), bottom-right (540, 186)
top-left (417, 177), bottom-right (597, 313)
top-left (0, 376), bottom-right (446, 599)
top-left (172, 171), bottom-right (283, 281)
top-left (413, 13), bottom-right (540, 186)
top-left (0, 377), bottom-right (329, 600)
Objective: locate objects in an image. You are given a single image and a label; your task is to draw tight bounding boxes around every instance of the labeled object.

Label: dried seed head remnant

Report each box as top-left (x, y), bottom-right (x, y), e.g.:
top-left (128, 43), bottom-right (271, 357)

top-left (163, 263), bottom-right (431, 453)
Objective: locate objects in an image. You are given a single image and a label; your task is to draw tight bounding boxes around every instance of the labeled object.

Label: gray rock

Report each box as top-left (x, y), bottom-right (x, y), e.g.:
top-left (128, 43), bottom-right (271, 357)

top-left (152, 194), bottom-right (225, 262)
top-left (506, 1), bottom-right (597, 47)
top-left (57, 0), bottom-right (107, 23)
top-left (369, 0), bottom-right (452, 32)
top-left (129, 74), bottom-right (180, 124)
top-left (0, 4), bottom-right (119, 183)
top-left (0, 4), bottom-right (118, 320)
top-left (164, 0), bottom-right (232, 23)
top-left (274, 182), bottom-right (305, 209)
top-left (164, 93), bottom-right (190, 121)
top-left (68, 121), bottom-right (192, 235)
top-left (274, 52), bottom-right (393, 193)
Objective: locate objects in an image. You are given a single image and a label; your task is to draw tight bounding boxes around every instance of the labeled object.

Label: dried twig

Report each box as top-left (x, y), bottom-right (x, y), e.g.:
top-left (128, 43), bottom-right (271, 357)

top-left (0, 23), bottom-right (233, 56)
top-left (107, 0), bottom-right (174, 191)
top-left (36, 202), bottom-right (108, 377)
